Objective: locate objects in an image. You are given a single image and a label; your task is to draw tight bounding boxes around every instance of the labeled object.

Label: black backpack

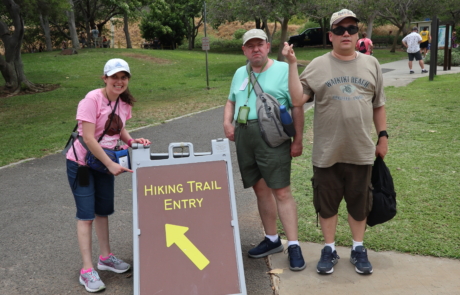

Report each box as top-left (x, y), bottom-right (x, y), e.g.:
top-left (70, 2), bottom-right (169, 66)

top-left (367, 156), bottom-right (397, 227)
top-left (359, 41), bottom-right (367, 53)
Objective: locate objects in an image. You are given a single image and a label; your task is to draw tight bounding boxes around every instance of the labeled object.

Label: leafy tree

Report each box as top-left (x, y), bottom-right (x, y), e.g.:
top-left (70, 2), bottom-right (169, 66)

top-left (139, 0), bottom-right (187, 49)
top-left (181, 0), bottom-right (203, 49)
top-left (376, 0), bottom-right (427, 52)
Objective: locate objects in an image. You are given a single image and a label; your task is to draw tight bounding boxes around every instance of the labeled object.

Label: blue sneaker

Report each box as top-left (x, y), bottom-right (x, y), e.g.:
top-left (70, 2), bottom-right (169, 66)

top-left (248, 237), bottom-right (284, 258)
top-left (287, 245), bottom-right (306, 271)
top-left (316, 246), bottom-right (340, 274)
top-left (350, 246), bottom-right (373, 274)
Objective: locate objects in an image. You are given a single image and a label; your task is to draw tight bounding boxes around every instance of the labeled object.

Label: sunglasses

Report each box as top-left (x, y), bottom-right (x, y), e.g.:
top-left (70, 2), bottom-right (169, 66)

top-left (331, 25), bottom-right (359, 35)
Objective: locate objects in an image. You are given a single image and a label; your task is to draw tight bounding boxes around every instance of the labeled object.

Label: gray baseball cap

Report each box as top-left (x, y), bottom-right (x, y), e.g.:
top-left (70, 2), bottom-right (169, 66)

top-left (330, 9), bottom-right (359, 26)
top-left (242, 29), bottom-right (268, 45)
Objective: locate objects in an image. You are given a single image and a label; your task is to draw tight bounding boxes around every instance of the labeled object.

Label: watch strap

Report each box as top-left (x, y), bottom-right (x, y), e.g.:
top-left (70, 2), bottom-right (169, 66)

top-left (378, 130), bottom-right (389, 138)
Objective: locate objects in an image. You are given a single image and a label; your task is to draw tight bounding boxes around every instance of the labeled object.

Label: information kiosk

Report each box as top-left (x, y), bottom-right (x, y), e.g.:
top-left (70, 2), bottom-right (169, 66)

top-left (131, 139), bottom-right (247, 295)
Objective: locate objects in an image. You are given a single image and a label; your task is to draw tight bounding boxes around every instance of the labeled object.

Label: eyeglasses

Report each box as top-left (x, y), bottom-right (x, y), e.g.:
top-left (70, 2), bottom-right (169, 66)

top-left (331, 25), bottom-right (359, 35)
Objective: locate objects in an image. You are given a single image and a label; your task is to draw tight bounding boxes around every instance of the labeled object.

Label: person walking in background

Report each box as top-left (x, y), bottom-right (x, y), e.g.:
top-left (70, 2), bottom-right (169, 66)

top-left (402, 27), bottom-right (428, 74)
top-left (79, 32), bottom-right (87, 48)
top-left (356, 32), bottom-right (373, 55)
top-left (91, 27), bottom-right (99, 48)
top-left (419, 27), bottom-right (431, 58)
top-left (223, 29), bottom-right (306, 271)
top-left (65, 58), bottom-right (151, 292)
top-left (452, 31), bottom-right (457, 48)
top-left (282, 8), bottom-right (388, 275)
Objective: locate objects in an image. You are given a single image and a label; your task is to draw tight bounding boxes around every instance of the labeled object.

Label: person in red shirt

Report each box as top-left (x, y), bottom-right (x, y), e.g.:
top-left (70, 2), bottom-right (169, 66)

top-left (356, 32), bottom-right (373, 55)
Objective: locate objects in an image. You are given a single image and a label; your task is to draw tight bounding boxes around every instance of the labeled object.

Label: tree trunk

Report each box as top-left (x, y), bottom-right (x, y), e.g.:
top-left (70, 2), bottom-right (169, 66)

top-left (391, 26), bottom-right (403, 53)
top-left (123, 12), bottom-right (132, 48)
top-left (66, 0), bottom-right (80, 49)
top-left (0, 0), bottom-right (41, 94)
top-left (39, 13), bottom-right (53, 51)
top-left (186, 17), bottom-right (193, 50)
top-left (263, 18), bottom-right (277, 52)
top-left (366, 11), bottom-right (378, 39)
top-left (277, 17), bottom-right (290, 61)
top-left (320, 17), bottom-right (328, 48)
top-left (255, 17), bottom-right (261, 29)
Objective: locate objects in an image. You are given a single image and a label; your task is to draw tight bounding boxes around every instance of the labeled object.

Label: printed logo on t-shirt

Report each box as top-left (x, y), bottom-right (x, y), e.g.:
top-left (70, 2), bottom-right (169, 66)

top-left (324, 76), bottom-right (369, 102)
top-left (99, 113), bottom-right (123, 147)
top-left (105, 113), bottom-right (123, 136)
top-left (340, 84), bottom-right (357, 95)
top-left (325, 76), bottom-right (370, 88)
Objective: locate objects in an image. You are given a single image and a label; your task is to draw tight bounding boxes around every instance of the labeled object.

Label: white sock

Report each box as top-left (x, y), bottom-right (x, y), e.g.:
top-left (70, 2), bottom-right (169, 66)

top-left (325, 242), bottom-right (335, 252)
top-left (352, 240), bottom-right (363, 250)
top-left (265, 234), bottom-right (279, 243)
top-left (287, 240), bottom-right (299, 247)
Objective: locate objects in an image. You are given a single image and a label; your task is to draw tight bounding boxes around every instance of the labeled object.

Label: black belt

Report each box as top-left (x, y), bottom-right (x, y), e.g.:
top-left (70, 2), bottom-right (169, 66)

top-left (237, 119), bottom-right (258, 126)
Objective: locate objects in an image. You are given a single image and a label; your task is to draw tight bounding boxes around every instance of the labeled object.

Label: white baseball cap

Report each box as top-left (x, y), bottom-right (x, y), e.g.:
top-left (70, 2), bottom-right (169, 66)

top-left (242, 29), bottom-right (268, 45)
top-left (330, 9), bottom-right (359, 26)
top-left (103, 58), bottom-right (131, 77)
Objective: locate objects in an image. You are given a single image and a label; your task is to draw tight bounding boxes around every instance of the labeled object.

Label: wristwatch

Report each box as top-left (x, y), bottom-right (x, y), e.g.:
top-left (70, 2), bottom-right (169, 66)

top-left (378, 130), bottom-right (389, 139)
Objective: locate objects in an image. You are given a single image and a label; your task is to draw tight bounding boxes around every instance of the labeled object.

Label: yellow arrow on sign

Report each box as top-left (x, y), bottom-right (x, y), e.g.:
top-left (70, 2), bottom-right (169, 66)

top-left (165, 224), bottom-right (210, 270)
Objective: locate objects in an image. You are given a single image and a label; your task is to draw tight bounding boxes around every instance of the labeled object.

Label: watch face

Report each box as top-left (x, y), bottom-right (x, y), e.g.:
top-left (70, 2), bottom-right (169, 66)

top-left (379, 131), bottom-right (388, 138)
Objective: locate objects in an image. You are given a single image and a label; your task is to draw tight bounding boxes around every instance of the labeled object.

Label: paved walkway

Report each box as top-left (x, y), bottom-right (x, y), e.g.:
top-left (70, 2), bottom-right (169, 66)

top-left (269, 60), bottom-right (460, 295)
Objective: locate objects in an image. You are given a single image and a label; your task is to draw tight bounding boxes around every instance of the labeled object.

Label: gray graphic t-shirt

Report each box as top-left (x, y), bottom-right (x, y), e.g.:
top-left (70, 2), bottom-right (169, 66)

top-left (299, 52), bottom-right (386, 168)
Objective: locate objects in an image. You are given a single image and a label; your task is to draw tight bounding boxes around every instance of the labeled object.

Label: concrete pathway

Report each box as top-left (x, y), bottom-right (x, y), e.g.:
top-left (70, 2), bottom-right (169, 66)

top-left (269, 60), bottom-right (460, 295)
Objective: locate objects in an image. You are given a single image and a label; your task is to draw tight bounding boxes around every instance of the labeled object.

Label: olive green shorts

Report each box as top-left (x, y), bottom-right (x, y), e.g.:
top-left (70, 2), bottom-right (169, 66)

top-left (235, 120), bottom-right (291, 189)
top-left (311, 163), bottom-right (373, 221)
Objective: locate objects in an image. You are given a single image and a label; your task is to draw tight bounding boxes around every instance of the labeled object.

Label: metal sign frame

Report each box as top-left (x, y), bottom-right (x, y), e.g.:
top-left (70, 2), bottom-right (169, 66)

top-left (131, 138), bottom-right (247, 295)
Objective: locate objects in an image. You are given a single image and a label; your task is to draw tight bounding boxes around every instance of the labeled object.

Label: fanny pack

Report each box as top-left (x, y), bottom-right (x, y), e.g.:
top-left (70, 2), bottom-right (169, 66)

top-left (86, 147), bottom-right (130, 173)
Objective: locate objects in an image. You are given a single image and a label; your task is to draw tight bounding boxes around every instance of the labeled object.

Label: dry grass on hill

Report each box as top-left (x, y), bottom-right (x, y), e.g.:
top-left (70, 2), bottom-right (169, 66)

top-left (108, 20), bottom-right (302, 48)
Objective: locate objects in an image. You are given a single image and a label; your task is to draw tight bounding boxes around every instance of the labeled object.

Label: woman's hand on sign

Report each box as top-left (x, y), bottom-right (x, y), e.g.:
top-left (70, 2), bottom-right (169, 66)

top-left (133, 137), bottom-right (151, 146)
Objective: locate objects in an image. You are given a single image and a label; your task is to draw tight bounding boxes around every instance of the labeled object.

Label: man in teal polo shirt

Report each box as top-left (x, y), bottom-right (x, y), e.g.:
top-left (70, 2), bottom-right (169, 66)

top-left (223, 29), bottom-right (306, 271)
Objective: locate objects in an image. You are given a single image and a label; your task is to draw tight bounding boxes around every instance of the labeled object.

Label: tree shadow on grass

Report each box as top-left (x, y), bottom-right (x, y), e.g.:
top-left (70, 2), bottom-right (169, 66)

top-left (0, 84), bottom-right (60, 98)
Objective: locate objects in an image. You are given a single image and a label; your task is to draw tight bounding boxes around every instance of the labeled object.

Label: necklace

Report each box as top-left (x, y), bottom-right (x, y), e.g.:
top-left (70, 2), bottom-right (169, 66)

top-left (105, 88), bottom-right (119, 107)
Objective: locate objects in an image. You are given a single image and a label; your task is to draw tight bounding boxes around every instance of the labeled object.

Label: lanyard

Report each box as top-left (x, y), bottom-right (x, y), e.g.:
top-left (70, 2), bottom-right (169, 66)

top-left (245, 60), bottom-right (268, 105)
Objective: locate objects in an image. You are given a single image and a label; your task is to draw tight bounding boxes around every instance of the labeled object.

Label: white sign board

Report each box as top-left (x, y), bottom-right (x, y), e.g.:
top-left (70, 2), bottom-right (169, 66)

top-left (202, 37), bottom-right (210, 50)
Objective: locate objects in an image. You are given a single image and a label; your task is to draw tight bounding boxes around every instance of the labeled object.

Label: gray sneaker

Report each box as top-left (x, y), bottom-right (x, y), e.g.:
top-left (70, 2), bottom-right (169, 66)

top-left (79, 269), bottom-right (106, 293)
top-left (97, 254), bottom-right (131, 273)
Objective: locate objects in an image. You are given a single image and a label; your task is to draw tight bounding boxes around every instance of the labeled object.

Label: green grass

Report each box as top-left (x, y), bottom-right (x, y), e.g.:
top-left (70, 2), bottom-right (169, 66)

top-left (289, 73), bottom-right (460, 259)
top-left (0, 48), bottom-right (239, 166)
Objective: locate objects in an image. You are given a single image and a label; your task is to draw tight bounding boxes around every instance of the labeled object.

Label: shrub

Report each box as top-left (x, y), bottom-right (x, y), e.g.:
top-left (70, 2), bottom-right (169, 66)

top-left (233, 29), bottom-right (247, 40)
top-left (371, 34), bottom-right (403, 46)
top-left (424, 49), bottom-right (460, 66)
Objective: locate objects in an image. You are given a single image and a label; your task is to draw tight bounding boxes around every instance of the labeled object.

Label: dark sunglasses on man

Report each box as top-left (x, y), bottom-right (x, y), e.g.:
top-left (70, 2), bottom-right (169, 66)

top-left (331, 25), bottom-right (359, 35)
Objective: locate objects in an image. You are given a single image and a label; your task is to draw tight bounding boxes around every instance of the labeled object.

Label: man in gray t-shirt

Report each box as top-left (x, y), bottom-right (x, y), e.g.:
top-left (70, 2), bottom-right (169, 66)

top-left (283, 9), bottom-right (388, 275)
top-left (402, 27), bottom-right (428, 74)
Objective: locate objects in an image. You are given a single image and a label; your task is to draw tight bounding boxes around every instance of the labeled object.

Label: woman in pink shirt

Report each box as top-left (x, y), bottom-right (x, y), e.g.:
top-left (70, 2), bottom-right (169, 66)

top-left (356, 32), bottom-right (374, 55)
top-left (66, 58), bottom-right (150, 293)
